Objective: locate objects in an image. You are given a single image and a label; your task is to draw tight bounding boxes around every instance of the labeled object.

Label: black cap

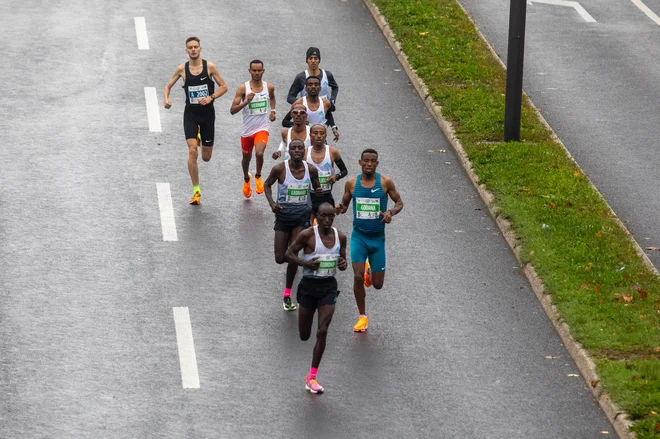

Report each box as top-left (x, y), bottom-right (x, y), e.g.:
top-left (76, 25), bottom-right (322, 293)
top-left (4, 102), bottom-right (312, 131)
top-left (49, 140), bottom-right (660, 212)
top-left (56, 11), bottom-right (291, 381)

top-left (306, 47), bottom-right (321, 61)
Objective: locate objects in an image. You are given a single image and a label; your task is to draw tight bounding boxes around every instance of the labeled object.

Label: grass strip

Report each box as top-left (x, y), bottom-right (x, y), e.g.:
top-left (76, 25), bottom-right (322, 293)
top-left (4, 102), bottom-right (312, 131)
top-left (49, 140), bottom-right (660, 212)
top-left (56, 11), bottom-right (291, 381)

top-left (370, 0), bottom-right (660, 435)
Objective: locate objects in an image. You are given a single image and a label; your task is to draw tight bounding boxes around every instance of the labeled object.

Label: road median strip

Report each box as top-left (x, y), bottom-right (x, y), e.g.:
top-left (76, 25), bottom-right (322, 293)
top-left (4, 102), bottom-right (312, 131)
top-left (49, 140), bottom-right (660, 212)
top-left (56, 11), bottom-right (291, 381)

top-left (363, 0), bottom-right (660, 437)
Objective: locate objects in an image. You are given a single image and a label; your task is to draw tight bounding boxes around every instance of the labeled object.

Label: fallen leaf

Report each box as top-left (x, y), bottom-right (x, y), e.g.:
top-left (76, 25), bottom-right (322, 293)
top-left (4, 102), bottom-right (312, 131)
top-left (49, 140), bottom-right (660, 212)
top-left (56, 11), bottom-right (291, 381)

top-left (454, 230), bottom-right (464, 233)
top-left (651, 410), bottom-right (657, 415)
top-left (419, 31), bottom-right (429, 36)
top-left (595, 284), bottom-right (600, 294)
top-left (595, 231), bottom-right (602, 237)
top-left (622, 294), bottom-right (633, 303)
top-left (600, 431), bottom-right (609, 435)
top-left (438, 149), bottom-right (446, 152)
top-left (417, 45), bottom-right (423, 49)
top-left (654, 423), bottom-right (660, 433)
top-left (574, 170), bottom-right (581, 177)
top-left (544, 356), bottom-right (557, 359)
top-left (640, 315), bottom-right (647, 319)
top-left (428, 149), bottom-right (434, 152)
top-left (646, 247), bottom-right (660, 251)
top-left (591, 379), bottom-right (599, 387)
top-left (653, 348), bottom-right (660, 353)
top-left (567, 374), bottom-right (579, 377)
top-left (639, 289), bottom-right (649, 299)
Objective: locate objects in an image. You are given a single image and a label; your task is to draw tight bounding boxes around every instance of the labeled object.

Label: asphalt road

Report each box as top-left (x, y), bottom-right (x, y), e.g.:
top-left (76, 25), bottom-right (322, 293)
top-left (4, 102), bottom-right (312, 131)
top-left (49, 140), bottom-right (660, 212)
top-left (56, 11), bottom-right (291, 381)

top-left (458, 0), bottom-right (660, 268)
top-left (0, 0), bottom-right (613, 437)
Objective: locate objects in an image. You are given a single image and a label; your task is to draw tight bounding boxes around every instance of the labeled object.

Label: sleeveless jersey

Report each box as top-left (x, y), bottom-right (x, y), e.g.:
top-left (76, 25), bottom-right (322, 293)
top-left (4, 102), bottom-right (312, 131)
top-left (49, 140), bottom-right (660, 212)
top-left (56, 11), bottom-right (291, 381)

top-left (282, 126), bottom-right (312, 160)
top-left (302, 96), bottom-right (326, 125)
top-left (352, 173), bottom-right (388, 236)
top-left (302, 226), bottom-right (341, 278)
top-left (277, 161), bottom-right (312, 218)
top-left (184, 60), bottom-right (215, 108)
top-left (302, 69), bottom-right (331, 101)
top-left (306, 145), bottom-right (335, 193)
top-left (241, 81), bottom-right (270, 137)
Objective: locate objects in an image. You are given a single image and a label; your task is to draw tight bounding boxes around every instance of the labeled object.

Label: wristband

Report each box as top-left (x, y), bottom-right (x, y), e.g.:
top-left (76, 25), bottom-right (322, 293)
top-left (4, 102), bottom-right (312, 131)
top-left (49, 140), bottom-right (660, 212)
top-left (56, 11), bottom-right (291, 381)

top-left (271, 109), bottom-right (276, 113)
top-left (388, 209), bottom-right (394, 216)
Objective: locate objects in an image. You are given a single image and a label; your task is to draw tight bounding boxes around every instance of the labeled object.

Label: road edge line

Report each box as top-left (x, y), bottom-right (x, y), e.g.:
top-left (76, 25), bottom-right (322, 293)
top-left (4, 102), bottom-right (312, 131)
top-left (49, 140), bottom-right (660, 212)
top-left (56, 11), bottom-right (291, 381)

top-left (360, 0), bottom-right (641, 437)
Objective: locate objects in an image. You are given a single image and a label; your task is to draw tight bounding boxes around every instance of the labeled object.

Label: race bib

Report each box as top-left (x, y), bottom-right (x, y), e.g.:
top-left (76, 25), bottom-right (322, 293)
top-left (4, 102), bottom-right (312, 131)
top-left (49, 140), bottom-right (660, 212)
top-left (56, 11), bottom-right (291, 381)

top-left (188, 85), bottom-right (208, 104)
top-left (286, 183), bottom-right (309, 203)
top-left (356, 197), bottom-right (381, 219)
top-left (314, 254), bottom-right (338, 277)
top-left (318, 170), bottom-right (332, 191)
top-left (247, 97), bottom-right (268, 115)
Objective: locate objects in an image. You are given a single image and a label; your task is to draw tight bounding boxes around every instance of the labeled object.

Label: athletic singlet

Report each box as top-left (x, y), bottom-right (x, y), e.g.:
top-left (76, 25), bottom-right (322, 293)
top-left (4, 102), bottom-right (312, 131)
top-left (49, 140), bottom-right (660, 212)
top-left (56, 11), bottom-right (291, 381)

top-left (352, 173), bottom-right (388, 237)
top-left (241, 81), bottom-right (270, 137)
top-left (302, 96), bottom-right (326, 125)
top-left (288, 126), bottom-right (311, 148)
top-left (302, 226), bottom-right (340, 278)
top-left (277, 161), bottom-right (312, 217)
top-left (184, 60), bottom-right (215, 108)
top-left (306, 145), bottom-right (335, 193)
top-left (302, 69), bottom-right (331, 101)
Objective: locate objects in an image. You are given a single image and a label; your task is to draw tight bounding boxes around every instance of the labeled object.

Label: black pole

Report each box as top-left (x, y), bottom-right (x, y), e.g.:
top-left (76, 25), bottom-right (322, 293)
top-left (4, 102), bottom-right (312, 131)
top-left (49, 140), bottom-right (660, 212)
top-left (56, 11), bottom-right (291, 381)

top-left (504, 0), bottom-right (527, 142)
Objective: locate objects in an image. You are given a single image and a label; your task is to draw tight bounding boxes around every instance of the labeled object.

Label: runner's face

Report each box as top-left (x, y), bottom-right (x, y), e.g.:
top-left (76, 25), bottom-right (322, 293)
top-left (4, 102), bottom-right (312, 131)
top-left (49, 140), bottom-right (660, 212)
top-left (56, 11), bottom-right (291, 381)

top-left (249, 63), bottom-right (264, 81)
top-left (317, 209), bottom-right (336, 229)
top-left (289, 142), bottom-right (305, 161)
top-left (306, 80), bottom-right (320, 97)
top-left (310, 126), bottom-right (327, 146)
top-left (307, 56), bottom-right (320, 70)
top-left (186, 42), bottom-right (201, 60)
top-left (359, 153), bottom-right (379, 175)
top-left (291, 106), bottom-right (307, 124)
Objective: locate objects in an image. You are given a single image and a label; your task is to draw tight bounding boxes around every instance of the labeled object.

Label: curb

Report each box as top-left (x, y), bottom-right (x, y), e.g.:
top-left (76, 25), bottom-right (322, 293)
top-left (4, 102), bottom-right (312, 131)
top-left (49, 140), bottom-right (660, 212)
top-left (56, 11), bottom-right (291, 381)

top-left (361, 0), bottom-right (642, 437)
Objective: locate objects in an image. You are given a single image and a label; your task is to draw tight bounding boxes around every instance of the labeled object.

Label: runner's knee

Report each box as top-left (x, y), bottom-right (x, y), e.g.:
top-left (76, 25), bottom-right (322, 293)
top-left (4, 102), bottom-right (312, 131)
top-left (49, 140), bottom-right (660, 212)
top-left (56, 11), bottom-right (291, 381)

top-left (373, 280), bottom-right (384, 290)
top-left (316, 326), bottom-right (328, 340)
top-left (353, 271), bottom-right (364, 283)
top-left (300, 330), bottom-right (311, 341)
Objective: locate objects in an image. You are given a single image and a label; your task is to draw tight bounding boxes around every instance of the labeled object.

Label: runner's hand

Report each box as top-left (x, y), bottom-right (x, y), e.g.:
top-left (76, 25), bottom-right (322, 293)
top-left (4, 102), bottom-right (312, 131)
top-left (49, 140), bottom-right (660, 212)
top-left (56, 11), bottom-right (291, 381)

top-left (269, 110), bottom-right (276, 122)
top-left (327, 175), bottom-right (337, 184)
top-left (164, 98), bottom-right (172, 109)
top-left (246, 92), bottom-right (255, 103)
top-left (270, 202), bottom-right (282, 213)
top-left (338, 257), bottom-right (348, 271)
top-left (336, 203), bottom-right (346, 215)
top-left (306, 256), bottom-right (321, 271)
top-left (314, 187), bottom-right (324, 195)
top-left (380, 210), bottom-right (393, 224)
top-left (332, 127), bottom-right (339, 142)
top-left (272, 151), bottom-right (281, 160)
top-left (199, 96), bottom-right (212, 106)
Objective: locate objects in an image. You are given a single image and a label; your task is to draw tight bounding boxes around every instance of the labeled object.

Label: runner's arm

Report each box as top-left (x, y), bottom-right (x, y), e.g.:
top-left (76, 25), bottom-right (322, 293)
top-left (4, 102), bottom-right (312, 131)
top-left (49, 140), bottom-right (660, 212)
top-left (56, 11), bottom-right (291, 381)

top-left (208, 62), bottom-right (228, 99)
top-left (324, 99), bottom-right (339, 141)
top-left (229, 85), bottom-right (248, 115)
top-left (268, 83), bottom-right (277, 122)
top-left (336, 177), bottom-right (355, 214)
top-left (281, 110), bottom-right (293, 128)
top-left (309, 166), bottom-right (323, 195)
top-left (264, 163), bottom-right (284, 211)
top-left (337, 232), bottom-right (348, 271)
top-left (330, 148), bottom-right (348, 181)
top-left (381, 176), bottom-right (403, 223)
top-left (163, 65), bottom-right (183, 108)
top-left (286, 72), bottom-right (306, 104)
top-left (272, 129), bottom-right (288, 159)
top-left (284, 229), bottom-right (318, 268)
top-left (326, 70), bottom-right (339, 104)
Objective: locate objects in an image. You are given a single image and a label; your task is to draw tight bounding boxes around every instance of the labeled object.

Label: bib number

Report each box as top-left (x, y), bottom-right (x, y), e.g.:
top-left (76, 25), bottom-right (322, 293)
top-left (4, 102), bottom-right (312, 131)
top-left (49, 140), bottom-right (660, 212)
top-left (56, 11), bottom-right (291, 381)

top-left (286, 183), bottom-right (309, 203)
top-left (356, 197), bottom-right (381, 219)
top-left (318, 170), bottom-right (332, 191)
top-left (314, 254), bottom-right (338, 277)
top-left (188, 85), bottom-right (208, 104)
top-left (247, 97), bottom-right (268, 115)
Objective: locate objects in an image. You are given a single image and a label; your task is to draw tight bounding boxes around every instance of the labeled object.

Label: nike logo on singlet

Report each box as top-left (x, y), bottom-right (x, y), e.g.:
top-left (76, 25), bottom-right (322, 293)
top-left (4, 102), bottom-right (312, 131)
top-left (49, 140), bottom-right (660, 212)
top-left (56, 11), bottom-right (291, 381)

top-left (200, 77), bottom-right (207, 80)
top-left (371, 188), bottom-right (381, 193)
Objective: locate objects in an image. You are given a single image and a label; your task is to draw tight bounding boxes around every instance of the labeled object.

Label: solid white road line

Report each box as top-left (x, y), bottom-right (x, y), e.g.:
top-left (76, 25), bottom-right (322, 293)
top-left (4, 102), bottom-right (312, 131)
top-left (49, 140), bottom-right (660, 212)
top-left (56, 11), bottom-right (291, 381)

top-left (630, 0), bottom-right (660, 26)
top-left (144, 87), bottom-right (162, 132)
top-left (173, 307), bottom-right (200, 389)
top-left (156, 183), bottom-right (178, 242)
top-left (529, 0), bottom-right (597, 23)
top-left (134, 17), bottom-right (149, 50)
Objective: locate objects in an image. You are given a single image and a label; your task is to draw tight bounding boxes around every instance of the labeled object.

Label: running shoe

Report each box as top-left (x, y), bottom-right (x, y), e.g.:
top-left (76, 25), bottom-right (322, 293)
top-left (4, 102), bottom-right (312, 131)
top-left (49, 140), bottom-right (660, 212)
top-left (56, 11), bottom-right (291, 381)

top-left (305, 376), bottom-right (324, 394)
top-left (283, 295), bottom-right (297, 311)
top-left (363, 260), bottom-right (372, 288)
top-left (353, 316), bottom-right (369, 332)
top-left (243, 173), bottom-right (252, 198)
top-left (189, 191), bottom-right (201, 205)
top-left (255, 176), bottom-right (264, 194)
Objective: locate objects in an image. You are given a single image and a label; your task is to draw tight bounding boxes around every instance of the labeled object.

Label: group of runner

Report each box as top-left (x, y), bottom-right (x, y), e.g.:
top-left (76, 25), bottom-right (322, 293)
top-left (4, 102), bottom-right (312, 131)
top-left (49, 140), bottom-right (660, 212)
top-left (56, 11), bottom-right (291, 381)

top-left (163, 38), bottom-right (404, 395)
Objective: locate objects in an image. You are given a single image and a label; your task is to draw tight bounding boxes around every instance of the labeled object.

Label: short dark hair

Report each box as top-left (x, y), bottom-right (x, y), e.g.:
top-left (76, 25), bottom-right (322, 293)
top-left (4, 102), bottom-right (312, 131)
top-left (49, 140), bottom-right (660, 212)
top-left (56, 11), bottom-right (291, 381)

top-left (310, 124), bottom-right (326, 131)
top-left (289, 139), bottom-right (305, 148)
top-left (305, 75), bottom-right (321, 85)
top-left (361, 148), bottom-right (379, 159)
top-left (185, 36), bottom-right (200, 45)
top-left (249, 59), bottom-right (264, 68)
top-left (317, 202), bottom-right (335, 214)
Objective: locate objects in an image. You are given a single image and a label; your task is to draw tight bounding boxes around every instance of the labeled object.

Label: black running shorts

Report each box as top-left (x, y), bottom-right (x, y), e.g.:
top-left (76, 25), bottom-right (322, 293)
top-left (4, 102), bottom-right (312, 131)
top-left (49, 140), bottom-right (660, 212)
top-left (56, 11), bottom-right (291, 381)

top-left (184, 106), bottom-right (215, 147)
top-left (273, 210), bottom-right (310, 233)
top-left (311, 193), bottom-right (335, 214)
top-left (297, 277), bottom-right (338, 309)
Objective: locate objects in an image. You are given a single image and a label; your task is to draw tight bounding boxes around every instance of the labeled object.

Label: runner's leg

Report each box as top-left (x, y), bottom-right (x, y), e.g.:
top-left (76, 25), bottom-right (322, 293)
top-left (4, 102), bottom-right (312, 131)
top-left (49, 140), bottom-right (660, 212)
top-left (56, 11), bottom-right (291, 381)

top-left (312, 304), bottom-right (335, 368)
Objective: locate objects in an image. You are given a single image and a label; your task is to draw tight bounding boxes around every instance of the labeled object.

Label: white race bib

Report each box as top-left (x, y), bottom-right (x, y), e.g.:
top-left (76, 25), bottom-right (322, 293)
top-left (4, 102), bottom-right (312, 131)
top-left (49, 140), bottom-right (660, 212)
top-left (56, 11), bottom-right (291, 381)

top-left (356, 197), bottom-right (381, 219)
top-left (318, 170), bottom-right (332, 191)
top-left (286, 183), bottom-right (309, 204)
top-left (188, 84), bottom-right (208, 104)
top-left (313, 254), bottom-right (338, 277)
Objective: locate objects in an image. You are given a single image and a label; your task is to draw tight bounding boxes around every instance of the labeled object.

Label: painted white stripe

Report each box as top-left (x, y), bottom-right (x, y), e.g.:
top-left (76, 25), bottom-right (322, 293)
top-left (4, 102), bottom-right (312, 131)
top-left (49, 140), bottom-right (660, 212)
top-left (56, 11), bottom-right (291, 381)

top-left (134, 17), bottom-right (149, 50)
top-left (144, 87), bottom-right (162, 132)
top-left (173, 307), bottom-right (200, 389)
top-left (529, 0), bottom-right (597, 23)
top-left (630, 0), bottom-right (660, 26)
top-left (156, 183), bottom-right (178, 242)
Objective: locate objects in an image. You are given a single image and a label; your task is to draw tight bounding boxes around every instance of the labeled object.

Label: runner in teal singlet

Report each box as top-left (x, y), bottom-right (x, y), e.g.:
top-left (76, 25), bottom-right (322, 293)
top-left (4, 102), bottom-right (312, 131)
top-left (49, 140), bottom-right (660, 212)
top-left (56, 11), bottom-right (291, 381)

top-left (336, 148), bottom-right (403, 332)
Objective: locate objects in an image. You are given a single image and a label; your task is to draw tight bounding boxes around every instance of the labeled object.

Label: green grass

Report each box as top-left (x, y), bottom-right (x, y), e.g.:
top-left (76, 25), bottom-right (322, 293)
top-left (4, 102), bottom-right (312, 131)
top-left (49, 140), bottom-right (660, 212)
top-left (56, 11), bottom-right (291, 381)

top-left (371, 0), bottom-right (660, 435)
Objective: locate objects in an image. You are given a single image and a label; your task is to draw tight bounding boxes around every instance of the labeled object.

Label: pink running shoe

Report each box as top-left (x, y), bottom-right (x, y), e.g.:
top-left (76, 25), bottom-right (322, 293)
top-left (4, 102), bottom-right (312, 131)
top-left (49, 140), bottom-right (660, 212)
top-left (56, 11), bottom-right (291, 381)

top-left (305, 376), bottom-right (324, 394)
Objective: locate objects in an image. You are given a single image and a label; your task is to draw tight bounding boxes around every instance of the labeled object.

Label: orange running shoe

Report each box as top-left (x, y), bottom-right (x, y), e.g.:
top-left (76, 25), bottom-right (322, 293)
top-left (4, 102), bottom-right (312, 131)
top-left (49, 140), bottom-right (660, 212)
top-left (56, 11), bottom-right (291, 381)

top-left (255, 175), bottom-right (264, 194)
top-left (363, 260), bottom-right (372, 288)
top-left (353, 316), bottom-right (369, 332)
top-left (243, 173), bottom-right (252, 198)
top-left (189, 190), bottom-right (201, 205)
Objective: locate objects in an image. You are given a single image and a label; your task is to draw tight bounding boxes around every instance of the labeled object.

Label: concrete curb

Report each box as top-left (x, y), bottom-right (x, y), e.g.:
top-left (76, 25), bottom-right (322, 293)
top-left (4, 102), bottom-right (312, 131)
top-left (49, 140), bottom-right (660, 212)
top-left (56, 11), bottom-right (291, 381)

top-left (360, 0), bottom-right (641, 437)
